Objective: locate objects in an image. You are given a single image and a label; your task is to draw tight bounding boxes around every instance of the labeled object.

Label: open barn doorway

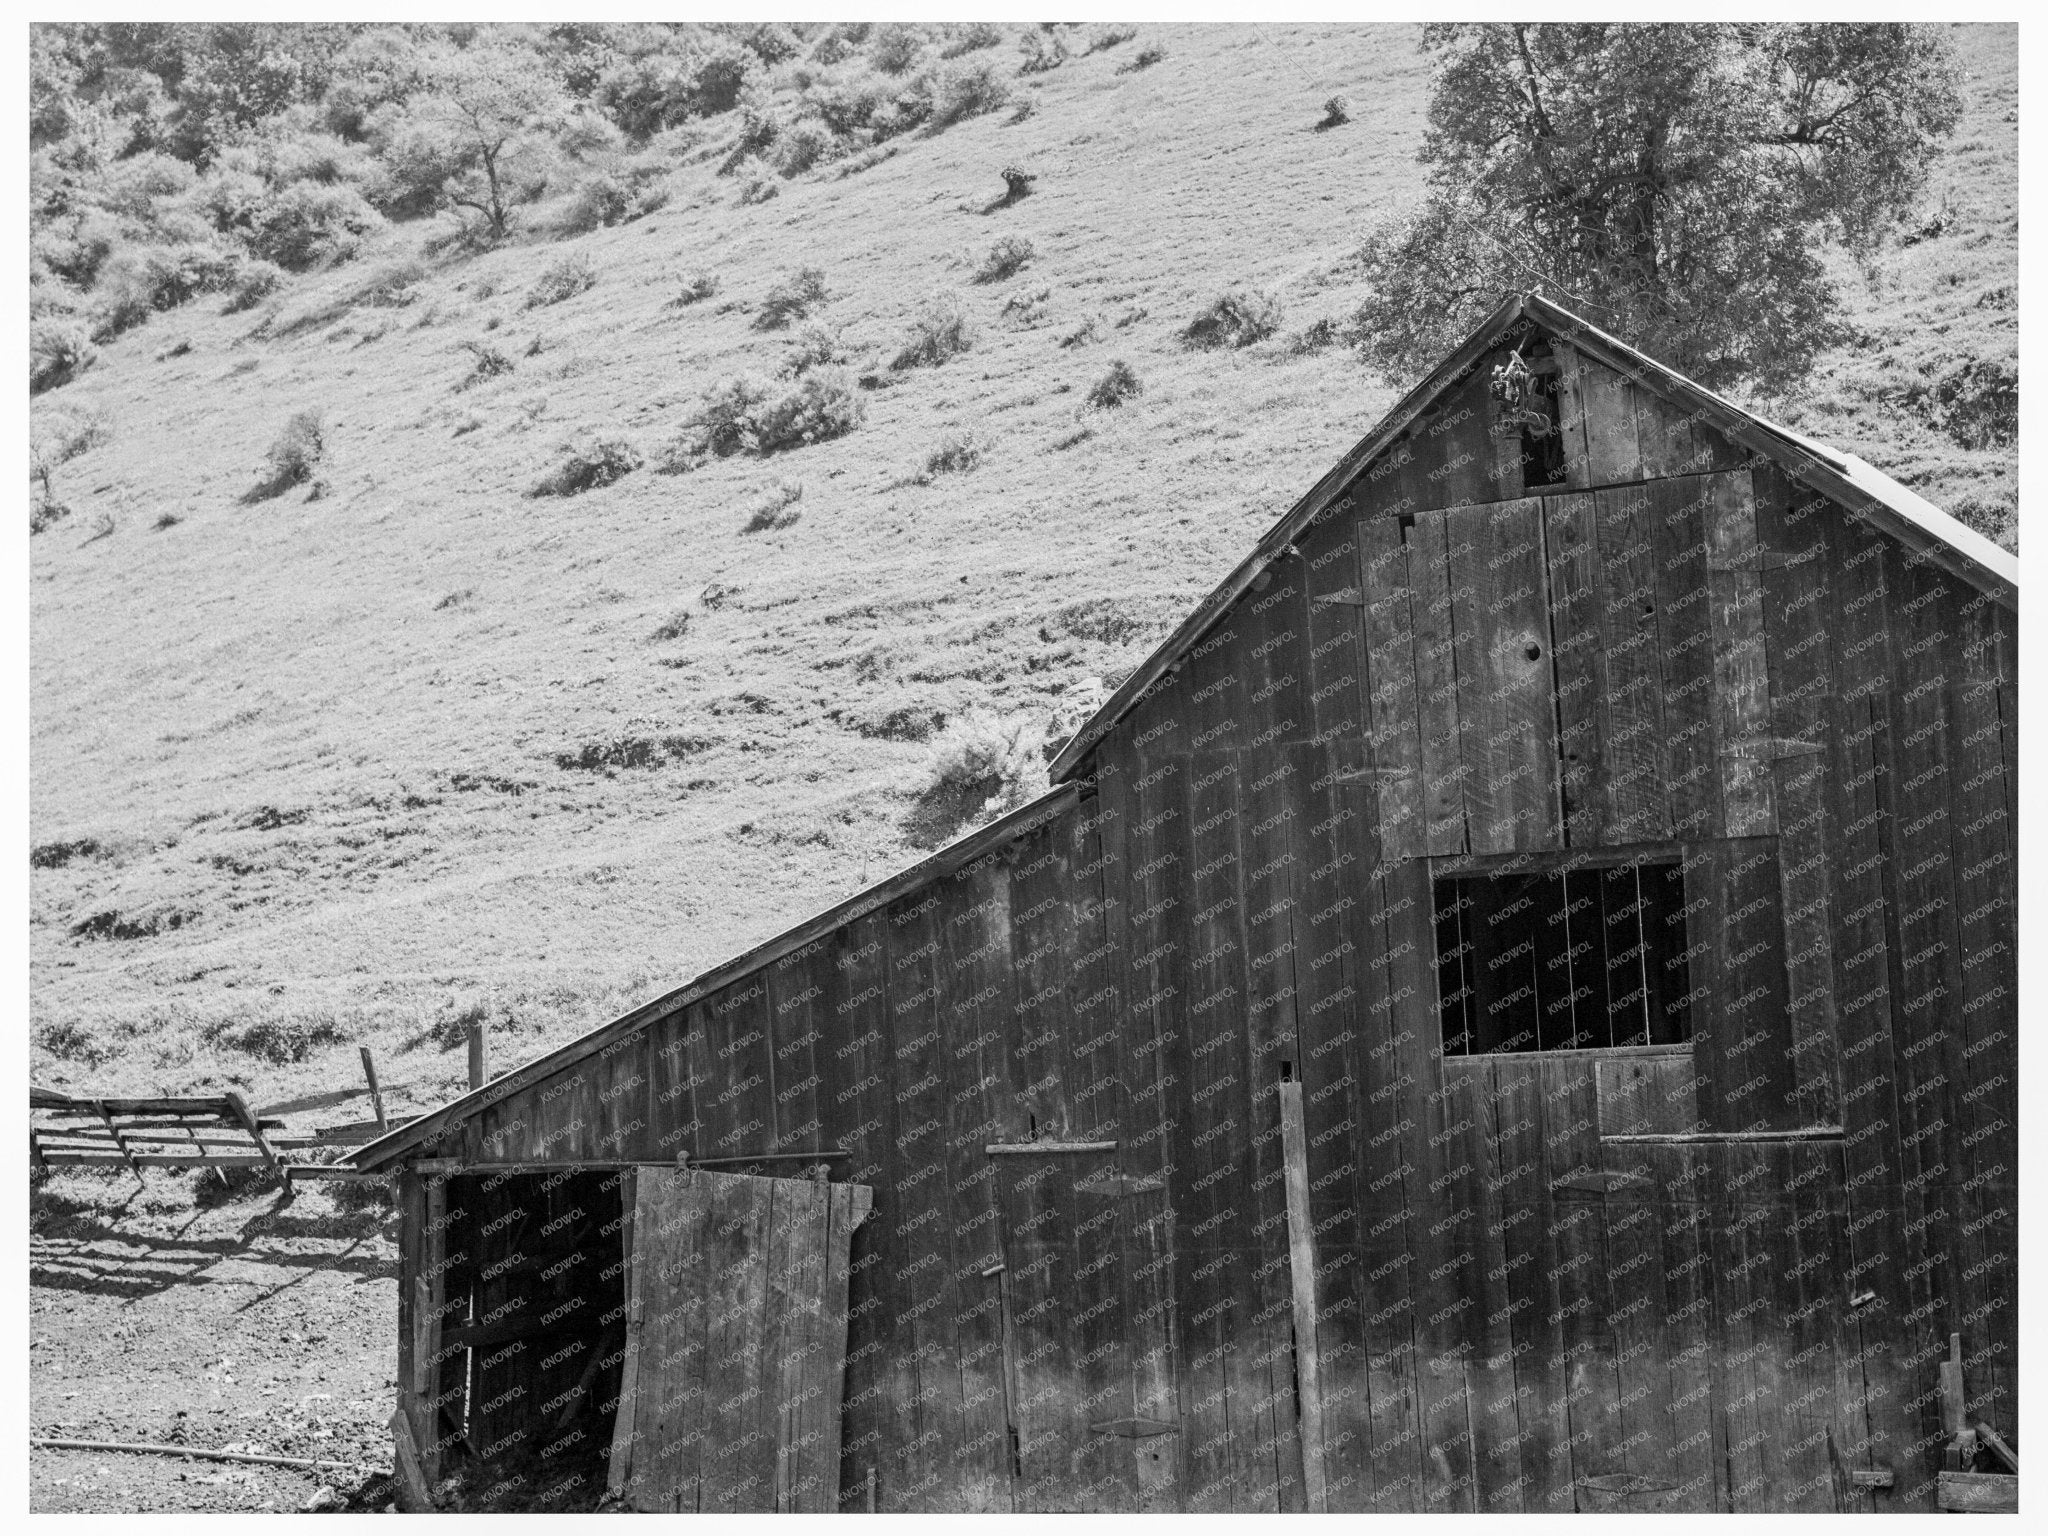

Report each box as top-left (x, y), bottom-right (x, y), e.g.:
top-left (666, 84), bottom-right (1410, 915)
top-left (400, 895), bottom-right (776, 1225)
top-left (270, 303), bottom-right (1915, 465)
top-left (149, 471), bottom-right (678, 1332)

top-left (396, 1165), bottom-right (871, 1512)
top-left (605, 1166), bottom-right (874, 1512)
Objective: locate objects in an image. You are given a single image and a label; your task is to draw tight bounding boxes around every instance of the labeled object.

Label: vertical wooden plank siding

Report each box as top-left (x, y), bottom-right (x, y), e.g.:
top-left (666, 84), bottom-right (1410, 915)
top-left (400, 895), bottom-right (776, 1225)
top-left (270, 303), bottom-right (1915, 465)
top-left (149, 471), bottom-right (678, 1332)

top-left (1646, 475), bottom-right (1723, 841)
top-left (1705, 471), bottom-right (1777, 837)
top-left (1576, 352), bottom-right (1644, 485)
top-left (1544, 492), bottom-right (1610, 847)
top-left (1406, 510), bottom-right (1471, 856)
top-left (1276, 1079), bottom-right (1328, 1509)
top-left (1753, 464), bottom-right (1842, 1126)
top-left (1357, 515), bottom-right (1426, 859)
top-left (1446, 496), bottom-right (1559, 853)
top-left (1549, 341), bottom-right (1594, 488)
top-left (1591, 485), bottom-right (1675, 841)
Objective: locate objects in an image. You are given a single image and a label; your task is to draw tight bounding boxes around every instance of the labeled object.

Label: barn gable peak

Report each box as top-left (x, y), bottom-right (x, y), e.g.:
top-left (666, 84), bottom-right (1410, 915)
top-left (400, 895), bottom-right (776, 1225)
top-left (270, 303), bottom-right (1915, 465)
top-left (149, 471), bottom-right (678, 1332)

top-left (1045, 291), bottom-right (2016, 784)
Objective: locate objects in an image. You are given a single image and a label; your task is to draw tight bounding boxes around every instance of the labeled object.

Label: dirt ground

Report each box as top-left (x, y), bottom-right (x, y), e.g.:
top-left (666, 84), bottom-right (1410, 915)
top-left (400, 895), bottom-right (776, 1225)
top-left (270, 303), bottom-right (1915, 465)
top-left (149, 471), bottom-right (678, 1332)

top-left (29, 1169), bottom-right (402, 1513)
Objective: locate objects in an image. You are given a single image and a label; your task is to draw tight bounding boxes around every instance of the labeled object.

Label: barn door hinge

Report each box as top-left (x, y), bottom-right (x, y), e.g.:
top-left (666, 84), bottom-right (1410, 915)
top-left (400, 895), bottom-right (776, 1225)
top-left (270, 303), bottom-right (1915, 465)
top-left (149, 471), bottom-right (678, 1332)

top-left (1088, 1416), bottom-right (1180, 1439)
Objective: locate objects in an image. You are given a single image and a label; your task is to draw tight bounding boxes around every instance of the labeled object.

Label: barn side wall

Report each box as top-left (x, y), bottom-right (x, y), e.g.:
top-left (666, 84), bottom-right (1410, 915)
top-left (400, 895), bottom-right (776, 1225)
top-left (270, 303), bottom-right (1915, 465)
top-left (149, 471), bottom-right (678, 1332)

top-left (420, 337), bottom-right (2015, 1513)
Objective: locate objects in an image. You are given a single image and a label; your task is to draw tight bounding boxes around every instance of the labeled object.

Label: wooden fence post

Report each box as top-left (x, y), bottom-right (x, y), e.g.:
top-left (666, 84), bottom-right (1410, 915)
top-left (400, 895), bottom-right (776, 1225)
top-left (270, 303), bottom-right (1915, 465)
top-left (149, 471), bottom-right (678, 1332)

top-left (467, 1019), bottom-right (487, 1092)
top-left (361, 1046), bottom-right (389, 1131)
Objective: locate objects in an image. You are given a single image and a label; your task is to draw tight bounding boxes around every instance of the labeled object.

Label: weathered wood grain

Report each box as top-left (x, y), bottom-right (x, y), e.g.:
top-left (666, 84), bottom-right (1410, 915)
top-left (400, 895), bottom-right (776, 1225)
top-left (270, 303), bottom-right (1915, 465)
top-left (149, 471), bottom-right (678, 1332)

top-left (1446, 496), bottom-right (1558, 853)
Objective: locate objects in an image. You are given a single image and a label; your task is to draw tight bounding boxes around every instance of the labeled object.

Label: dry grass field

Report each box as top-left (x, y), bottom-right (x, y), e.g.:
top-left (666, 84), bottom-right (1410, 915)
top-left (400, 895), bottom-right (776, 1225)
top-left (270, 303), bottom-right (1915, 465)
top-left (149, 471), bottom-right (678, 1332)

top-left (30, 19), bottom-right (2016, 1130)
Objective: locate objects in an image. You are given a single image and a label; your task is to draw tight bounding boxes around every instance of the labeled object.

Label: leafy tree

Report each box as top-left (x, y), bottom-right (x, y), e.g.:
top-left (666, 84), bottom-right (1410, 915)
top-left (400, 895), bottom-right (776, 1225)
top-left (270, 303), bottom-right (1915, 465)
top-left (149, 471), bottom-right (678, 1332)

top-left (414, 34), bottom-right (570, 240)
top-left (1351, 23), bottom-right (1962, 392)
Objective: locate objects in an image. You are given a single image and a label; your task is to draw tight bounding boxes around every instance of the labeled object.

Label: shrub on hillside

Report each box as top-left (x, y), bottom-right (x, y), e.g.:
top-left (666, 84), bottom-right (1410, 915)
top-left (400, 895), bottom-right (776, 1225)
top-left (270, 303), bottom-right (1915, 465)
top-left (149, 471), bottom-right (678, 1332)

top-left (941, 22), bottom-right (1005, 58)
top-left (527, 251), bottom-right (598, 308)
top-left (1002, 287), bottom-right (1052, 327)
top-left (751, 367), bottom-right (866, 451)
top-left (691, 374), bottom-right (777, 456)
top-left (30, 320), bottom-right (97, 393)
top-left (756, 266), bottom-right (829, 329)
top-left (670, 270), bottom-right (719, 307)
top-left (202, 1012), bottom-right (347, 1066)
top-left (534, 432), bottom-right (643, 496)
top-left (29, 488), bottom-right (69, 536)
top-left (908, 708), bottom-right (1047, 845)
top-left (923, 431), bottom-right (986, 477)
top-left (1019, 28), bottom-right (1069, 75)
top-left (1288, 315), bottom-right (1339, 353)
top-left (682, 368), bottom-right (865, 458)
top-left (892, 290), bottom-right (977, 370)
top-left (93, 242), bottom-right (243, 339)
top-left (742, 480), bottom-right (805, 532)
top-left (1318, 95), bottom-right (1351, 131)
top-left (1088, 26), bottom-right (1138, 54)
top-left (459, 339), bottom-right (514, 387)
top-left (33, 401), bottom-right (112, 467)
top-left (1117, 46), bottom-right (1167, 75)
top-left (870, 24), bottom-right (927, 76)
top-left (974, 235), bottom-right (1035, 284)
top-left (245, 181), bottom-right (384, 271)
top-left (774, 121), bottom-right (837, 177)
top-left (264, 408), bottom-right (326, 488)
top-left (1933, 355), bottom-right (2018, 449)
top-left (225, 258), bottom-right (285, 313)
top-left (1088, 358), bottom-right (1143, 408)
top-left (931, 59), bottom-right (1011, 125)
top-left (559, 156), bottom-right (672, 233)
top-left (781, 322), bottom-right (845, 377)
top-left (1182, 288), bottom-right (1285, 349)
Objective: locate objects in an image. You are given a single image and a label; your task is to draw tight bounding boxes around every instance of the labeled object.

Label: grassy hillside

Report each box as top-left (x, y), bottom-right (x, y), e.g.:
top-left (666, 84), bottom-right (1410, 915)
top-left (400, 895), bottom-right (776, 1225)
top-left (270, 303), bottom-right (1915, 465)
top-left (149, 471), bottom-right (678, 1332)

top-left (29, 21), bottom-right (2016, 1118)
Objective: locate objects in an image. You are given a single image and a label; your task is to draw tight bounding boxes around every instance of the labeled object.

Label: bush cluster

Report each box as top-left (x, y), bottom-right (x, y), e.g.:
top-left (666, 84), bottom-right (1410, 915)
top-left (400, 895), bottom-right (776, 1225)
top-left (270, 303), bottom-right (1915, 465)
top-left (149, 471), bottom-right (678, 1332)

top-left (756, 266), bottom-right (829, 329)
top-left (678, 368), bottom-right (866, 460)
top-left (1182, 288), bottom-right (1285, 349)
top-left (526, 251), bottom-right (597, 308)
top-left (892, 290), bottom-right (977, 370)
top-left (973, 235), bottom-right (1035, 284)
top-left (266, 409), bottom-right (326, 486)
top-left (534, 431), bottom-right (643, 495)
top-left (1088, 358), bottom-right (1143, 408)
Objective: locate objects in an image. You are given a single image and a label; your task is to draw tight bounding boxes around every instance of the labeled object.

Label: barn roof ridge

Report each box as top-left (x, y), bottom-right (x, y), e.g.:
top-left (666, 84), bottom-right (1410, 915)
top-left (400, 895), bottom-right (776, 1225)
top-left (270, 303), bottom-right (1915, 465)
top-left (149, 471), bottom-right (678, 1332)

top-left (1042, 289), bottom-right (2017, 783)
top-left (347, 781), bottom-right (1081, 1172)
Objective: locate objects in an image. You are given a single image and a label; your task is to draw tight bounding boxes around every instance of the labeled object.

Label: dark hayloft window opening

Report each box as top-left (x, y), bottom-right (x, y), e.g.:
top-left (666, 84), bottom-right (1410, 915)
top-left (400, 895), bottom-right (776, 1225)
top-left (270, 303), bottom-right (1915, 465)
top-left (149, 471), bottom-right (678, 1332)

top-left (1521, 349), bottom-right (1568, 488)
top-left (1434, 859), bottom-right (1692, 1055)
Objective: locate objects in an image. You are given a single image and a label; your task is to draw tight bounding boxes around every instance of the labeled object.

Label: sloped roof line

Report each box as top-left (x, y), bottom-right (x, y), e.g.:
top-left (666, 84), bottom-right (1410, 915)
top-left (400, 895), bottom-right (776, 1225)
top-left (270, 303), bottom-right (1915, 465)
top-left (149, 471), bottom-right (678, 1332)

top-left (346, 781), bottom-right (1081, 1172)
top-left (1045, 290), bottom-right (2016, 784)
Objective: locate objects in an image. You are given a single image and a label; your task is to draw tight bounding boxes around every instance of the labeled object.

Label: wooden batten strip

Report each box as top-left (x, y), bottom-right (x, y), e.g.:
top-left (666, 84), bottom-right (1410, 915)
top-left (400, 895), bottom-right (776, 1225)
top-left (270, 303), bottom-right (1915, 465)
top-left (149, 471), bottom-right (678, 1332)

top-left (349, 784), bottom-right (1080, 1171)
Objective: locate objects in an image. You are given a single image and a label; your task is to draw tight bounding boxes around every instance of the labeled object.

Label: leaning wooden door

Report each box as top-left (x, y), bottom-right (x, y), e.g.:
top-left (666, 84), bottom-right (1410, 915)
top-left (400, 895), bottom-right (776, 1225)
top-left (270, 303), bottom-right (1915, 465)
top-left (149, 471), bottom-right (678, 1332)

top-left (991, 1150), bottom-right (1177, 1511)
top-left (606, 1167), bottom-right (873, 1512)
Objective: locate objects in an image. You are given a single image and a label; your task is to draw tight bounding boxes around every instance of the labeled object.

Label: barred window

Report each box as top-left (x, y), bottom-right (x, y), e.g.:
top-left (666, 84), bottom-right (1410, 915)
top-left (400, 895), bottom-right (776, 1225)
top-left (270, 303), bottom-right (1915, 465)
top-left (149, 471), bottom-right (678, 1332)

top-left (1434, 857), bottom-right (1693, 1055)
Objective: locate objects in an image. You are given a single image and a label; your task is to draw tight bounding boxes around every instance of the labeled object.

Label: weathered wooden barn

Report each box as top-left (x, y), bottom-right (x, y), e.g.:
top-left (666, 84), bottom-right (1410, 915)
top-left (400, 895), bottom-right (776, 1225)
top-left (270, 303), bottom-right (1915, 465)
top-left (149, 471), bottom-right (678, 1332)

top-left (348, 291), bottom-right (2018, 1514)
